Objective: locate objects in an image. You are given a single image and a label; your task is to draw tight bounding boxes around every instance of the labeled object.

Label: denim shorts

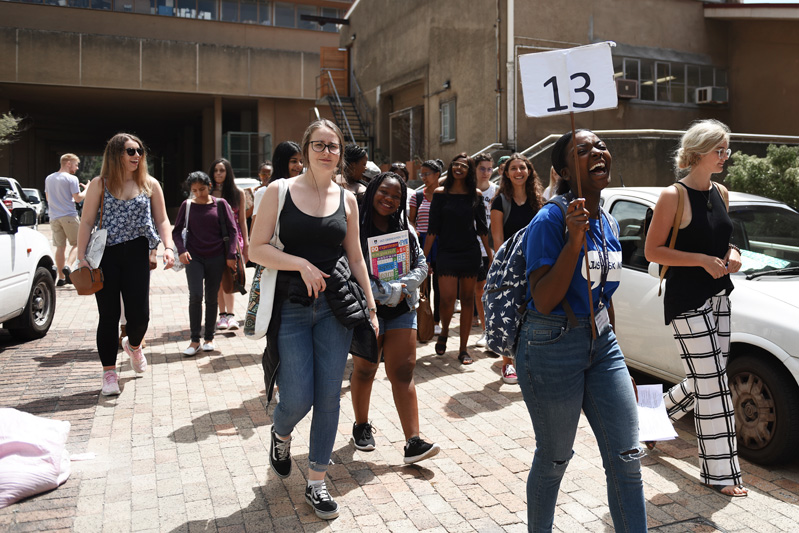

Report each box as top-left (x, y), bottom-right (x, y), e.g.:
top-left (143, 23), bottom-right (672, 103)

top-left (378, 309), bottom-right (417, 335)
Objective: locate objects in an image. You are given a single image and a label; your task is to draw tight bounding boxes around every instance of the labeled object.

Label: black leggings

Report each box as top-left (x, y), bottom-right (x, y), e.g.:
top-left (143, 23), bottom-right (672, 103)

top-left (95, 237), bottom-right (151, 367)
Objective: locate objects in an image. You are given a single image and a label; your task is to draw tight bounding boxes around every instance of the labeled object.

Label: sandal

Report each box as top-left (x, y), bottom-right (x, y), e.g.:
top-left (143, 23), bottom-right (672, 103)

top-left (435, 335), bottom-right (448, 355)
top-left (458, 351), bottom-right (473, 365)
top-left (702, 483), bottom-right (748, 497)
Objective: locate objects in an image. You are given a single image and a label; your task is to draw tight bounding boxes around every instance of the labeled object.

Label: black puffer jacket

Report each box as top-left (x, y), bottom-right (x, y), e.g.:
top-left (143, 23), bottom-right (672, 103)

top-left (262, 254), bottom-right (378, 405)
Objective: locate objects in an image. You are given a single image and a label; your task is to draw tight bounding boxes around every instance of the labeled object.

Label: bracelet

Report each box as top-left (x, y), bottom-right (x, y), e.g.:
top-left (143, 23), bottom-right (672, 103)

top-left (729, 243), bottom-right (741, 254)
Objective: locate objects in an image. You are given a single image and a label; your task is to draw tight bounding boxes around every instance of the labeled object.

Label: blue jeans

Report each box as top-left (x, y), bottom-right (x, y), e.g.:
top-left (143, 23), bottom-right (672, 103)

top-left (515, 311), bottom-right (647, 533)
top-left (272, 296), bottom-right (353, 473)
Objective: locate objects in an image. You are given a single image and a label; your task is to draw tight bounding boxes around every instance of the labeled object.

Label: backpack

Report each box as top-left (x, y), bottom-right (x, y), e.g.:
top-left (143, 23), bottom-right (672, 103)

top-left (482, 193), bottom-right (619, 358)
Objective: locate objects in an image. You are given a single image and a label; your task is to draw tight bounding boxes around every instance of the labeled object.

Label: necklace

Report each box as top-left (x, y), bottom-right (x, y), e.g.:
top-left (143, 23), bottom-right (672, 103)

top-left (700, 186), bottom-right (713, 211)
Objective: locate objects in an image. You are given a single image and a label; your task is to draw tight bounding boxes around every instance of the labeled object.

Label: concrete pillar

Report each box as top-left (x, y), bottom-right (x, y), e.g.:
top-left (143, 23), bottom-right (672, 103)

top-left (202, 105), bottom-right (214, 172)
top-left (214, 96), bottom-right (222, 159)
top-left (257, 98), bottom-right (275, 161)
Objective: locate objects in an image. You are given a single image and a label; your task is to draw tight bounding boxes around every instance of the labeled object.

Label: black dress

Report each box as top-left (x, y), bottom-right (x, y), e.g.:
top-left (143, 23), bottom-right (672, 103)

top-left (427, 192), bottom-right (488, 278)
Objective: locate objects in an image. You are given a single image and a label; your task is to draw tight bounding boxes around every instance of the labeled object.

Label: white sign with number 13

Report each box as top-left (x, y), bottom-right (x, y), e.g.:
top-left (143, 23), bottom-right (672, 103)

top-left (519, 42), bottom-right (617, 118)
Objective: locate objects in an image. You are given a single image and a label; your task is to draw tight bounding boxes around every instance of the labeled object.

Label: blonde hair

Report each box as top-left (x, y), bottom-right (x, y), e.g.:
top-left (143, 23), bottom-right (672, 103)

top-left (60, 153), bottom-right (79, 165)
top-left (100, 133), bottom-right (152, 197)
top-left (301, 119), bottom-right (346, 177)
top-left (675, 119), bottom-right (730, 171)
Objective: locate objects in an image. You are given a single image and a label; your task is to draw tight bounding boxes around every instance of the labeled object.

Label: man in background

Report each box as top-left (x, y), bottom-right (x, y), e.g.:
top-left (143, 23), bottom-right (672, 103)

top-left (45, 153), bottom-right (86, 286)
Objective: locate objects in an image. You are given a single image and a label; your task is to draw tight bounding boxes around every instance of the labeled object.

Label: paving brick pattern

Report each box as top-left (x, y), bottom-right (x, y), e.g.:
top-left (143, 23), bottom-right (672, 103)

top-left (1, 231), bottom-right (798, 532)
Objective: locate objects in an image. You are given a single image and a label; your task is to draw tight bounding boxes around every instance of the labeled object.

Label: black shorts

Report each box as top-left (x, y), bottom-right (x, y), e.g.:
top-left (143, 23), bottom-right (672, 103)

top-left (477, 256), bottom-right (490, 282)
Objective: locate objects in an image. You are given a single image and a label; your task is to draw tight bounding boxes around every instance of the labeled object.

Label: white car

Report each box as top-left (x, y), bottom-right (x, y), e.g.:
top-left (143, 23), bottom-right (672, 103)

top-left (603, 187), bottom-right (799, 465)
top-left (0, 204), bottom-right (57, 340)
top-left (1, 177), bottom-right (35, 220)
top-left (23, 188), bottom-right (47, 223)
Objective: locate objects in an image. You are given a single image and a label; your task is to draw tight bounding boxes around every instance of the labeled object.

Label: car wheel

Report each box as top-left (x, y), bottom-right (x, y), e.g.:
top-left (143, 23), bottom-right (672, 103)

top-left (8, 266), bottom-right (56, 341)
top-left (728, 353), bottom-right (799, 465)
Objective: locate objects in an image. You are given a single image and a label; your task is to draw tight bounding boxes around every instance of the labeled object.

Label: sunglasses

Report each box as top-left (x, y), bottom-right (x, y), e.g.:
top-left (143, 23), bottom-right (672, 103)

top-left (125, 147), bottom-right (144, 157)
top-left (309, 141), bottom-right (342, 155)
top-left (451, 161), bottom-right (469, 170)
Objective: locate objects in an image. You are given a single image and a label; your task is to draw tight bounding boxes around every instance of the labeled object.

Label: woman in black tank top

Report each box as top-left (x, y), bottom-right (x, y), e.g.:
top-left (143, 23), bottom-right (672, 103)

top-left (645, 119), bottom-right (747, 497)
top-left (249, 119), bottom-right (379, 520)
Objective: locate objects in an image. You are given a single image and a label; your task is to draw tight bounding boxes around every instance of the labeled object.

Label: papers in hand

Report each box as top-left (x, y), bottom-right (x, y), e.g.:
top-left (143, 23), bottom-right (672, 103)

top-left (637, 384), bottom-right (678, 443)
top-left (367, 230), bottom-right (410, 282)
top-left (85, 228), bottom-right (108, 269)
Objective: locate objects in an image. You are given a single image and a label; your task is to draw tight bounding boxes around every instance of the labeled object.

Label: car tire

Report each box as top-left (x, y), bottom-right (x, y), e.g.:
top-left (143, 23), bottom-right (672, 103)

top-left (728, 353), bottom-right (799, 465)
top-left (7, 266), bottom-right (56, 341)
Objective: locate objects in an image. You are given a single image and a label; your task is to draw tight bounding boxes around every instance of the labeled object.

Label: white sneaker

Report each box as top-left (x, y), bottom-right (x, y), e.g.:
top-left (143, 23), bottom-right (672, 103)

top-left (476, 332), bottom-right (487, 348)
top-left (183, 344), bottom-right (200, 356)
top-left (216, 315), bottom-right (229, 330)
top-left (454, 300), bottom-right (462, 312)
top-left (101, 370), bottom-right (120, 396)
top-left (434, 325), bottom-right (442, 335)
top-left (202, 342), bottom-right (215, 352)
top-left (226, 317), bottom-right (239, 330)
top-left (122, 336), bottom-right (147, 373)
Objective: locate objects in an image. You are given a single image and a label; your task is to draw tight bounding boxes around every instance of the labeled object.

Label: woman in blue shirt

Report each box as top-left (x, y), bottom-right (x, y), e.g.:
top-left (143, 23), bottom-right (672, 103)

top-left (516, 130), bottom-right (646, 532)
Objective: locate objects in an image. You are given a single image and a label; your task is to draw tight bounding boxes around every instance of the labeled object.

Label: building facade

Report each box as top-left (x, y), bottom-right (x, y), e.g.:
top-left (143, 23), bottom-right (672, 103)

top-left (1, 0), bottom-right (351, 206)
top-left (340, 0), bottom-right (799, 185)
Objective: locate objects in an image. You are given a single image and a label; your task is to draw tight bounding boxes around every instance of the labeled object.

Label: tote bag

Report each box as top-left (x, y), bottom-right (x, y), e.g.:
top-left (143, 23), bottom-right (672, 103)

top-left (244, 179), bottom-right (289, 339)
top-left (416, 277), bottom-right (434, 342)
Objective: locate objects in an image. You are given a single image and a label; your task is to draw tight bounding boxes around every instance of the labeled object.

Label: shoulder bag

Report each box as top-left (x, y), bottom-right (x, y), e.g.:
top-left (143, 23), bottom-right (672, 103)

top-left (244, 179), bottom-right (289, 339)
top-left (171, 199), bottom-right (191, 272)
top-left (72, 180), bottom-right (107, 295)
top-left (217, 198), bottom-right (247, 295)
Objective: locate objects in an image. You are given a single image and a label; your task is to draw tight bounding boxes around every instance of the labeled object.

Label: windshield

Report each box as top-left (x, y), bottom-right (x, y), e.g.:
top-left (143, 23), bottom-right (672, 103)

top-left (729, 204), bottom-right (799, 274)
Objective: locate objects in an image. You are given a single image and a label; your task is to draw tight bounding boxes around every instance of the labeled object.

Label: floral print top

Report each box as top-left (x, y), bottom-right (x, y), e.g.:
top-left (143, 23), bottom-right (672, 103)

top-left (98, 187), bottom-right (160, 249)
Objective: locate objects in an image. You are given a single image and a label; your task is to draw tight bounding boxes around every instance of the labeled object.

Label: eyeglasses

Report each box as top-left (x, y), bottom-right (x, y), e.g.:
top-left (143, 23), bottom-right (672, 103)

top-left (715, 148), bottom-right (732, 159)
top-left (477, 166), bottom-right (493, 172)
top-left (451, 162), bottom-right (469, 170)
top-left (419, 171), bottom-right (434, 179)
top-left (125, 147), bottom-right (144, 157)
top-left (309, 141), bottom-right (342, 155)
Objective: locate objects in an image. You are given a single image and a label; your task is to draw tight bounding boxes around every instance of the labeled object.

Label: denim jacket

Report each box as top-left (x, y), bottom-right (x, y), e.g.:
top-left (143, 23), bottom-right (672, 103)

top-left (370, 227), bottom-right (428, 311)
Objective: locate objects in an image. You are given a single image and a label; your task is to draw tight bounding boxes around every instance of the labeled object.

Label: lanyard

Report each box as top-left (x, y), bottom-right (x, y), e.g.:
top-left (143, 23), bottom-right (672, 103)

top-left (585, 210), bottom-right (609, 307)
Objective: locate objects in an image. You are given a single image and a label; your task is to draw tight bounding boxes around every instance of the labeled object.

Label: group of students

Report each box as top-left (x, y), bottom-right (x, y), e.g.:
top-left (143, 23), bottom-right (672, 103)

top-left (74, 117), bottom-right (746, 531)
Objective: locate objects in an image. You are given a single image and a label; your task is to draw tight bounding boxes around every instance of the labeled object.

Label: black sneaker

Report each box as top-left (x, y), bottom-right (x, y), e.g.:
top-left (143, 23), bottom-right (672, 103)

top-left (352, 422), bottom-right (376, 451)
top-left (305, 482), bottom-right (339, 520)
top-left (404, 436), bottom-right (440, 464)
top-left (270, 427), bottom-right (292, 478)
top-left (62, 267), bottom-right (72, 284)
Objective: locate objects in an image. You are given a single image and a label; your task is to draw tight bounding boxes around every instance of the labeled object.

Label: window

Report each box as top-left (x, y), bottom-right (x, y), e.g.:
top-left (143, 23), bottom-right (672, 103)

top-left (320, 7), bottom-right (338, 32)
top-left (258, 0), bottom-right (271, 24)
top-left (176, 0), bottom-right (196, 18)
top-left (440, 100), bottom-right (456, 144)
top-left (609, 200), bottom-right (650, 270)
top-left (616, 54), bottom-right (727, 106)
top-left (297, 5), bottom-right (316, 30)
top-left (221, 0), bottom-right (237, 21)
top-left (274, 2), bottom-right (295, 27)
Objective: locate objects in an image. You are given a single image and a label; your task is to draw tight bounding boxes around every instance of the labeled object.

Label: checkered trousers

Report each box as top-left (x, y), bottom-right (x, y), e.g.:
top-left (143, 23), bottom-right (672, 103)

top-left (662, 294), bottom-right (742, 486)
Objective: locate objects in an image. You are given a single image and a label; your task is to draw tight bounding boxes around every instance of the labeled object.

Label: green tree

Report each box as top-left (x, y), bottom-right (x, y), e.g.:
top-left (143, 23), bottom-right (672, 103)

top-left (0, 112), bottom-right (22, 146)
top-left (725, 144), bottom-right (799, 209)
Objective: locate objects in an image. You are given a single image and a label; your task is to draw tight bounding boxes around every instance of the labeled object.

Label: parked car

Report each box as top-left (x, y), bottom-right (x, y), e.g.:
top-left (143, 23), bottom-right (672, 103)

top-left (602, 187), bottom-right (799, 465)
top-left (0, 177), bottom-right (35, 218)
top-left (0, 203), bottom-right (57, 340)
top-left (23, 188), bottom-right (48, 222)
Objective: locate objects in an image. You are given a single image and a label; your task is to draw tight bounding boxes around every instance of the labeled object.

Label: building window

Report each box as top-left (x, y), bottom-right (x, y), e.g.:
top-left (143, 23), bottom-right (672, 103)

top-left (274, 2), bottom-right (295, 27)
top-left (615, 54), bottom-right (727, 106)
top-left (440, 99), bottom-right (456, 144)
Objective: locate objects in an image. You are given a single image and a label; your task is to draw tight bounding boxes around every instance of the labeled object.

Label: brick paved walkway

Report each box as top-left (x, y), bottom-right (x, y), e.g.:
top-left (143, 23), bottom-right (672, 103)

top-left (1, 230), bottom-right (798, 532)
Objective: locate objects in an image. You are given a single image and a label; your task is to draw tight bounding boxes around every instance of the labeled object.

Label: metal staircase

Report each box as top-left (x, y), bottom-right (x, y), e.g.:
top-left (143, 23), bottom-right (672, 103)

top-left (320, 70), bottom-right (373, 152)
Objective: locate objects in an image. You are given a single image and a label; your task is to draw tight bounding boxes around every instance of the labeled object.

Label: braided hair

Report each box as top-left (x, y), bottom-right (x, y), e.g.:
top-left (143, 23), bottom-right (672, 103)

top-left (359, 172), bottom-right (419, 277)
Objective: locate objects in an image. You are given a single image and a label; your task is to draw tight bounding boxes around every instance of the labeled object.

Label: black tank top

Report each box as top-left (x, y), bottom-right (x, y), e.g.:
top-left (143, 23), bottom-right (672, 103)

top-left (663, 183), bottom-right (734, 324)
top-left (279, 187), bottom-right (348, 274)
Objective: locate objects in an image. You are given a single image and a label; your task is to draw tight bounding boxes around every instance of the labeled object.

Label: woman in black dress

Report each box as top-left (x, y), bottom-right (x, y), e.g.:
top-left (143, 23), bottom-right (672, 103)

top-left (423, 153), bottom-right (492, 364)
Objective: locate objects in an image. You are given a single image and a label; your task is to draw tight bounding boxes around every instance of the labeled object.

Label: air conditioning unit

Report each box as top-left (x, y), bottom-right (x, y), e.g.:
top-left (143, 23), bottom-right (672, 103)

top-left (616, 79), bottom-right (638, 99)
top-left (695, 86), bottom-right (728, 104)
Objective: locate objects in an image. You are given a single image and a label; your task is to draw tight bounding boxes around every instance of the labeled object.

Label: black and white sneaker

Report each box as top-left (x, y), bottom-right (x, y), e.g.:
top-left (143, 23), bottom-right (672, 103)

top-left (404, 436), bottom-right (440, 464)
top-left (270, 427), bottom-right (292, 478)
top-left (305, 481), bottom-right (339, 520)
top-left (352, 422), bottom-right (376, 451)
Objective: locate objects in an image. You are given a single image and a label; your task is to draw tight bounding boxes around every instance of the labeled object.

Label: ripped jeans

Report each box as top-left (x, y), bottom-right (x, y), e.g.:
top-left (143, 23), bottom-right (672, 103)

top-left (515, 311), bottom-right (647, 533)
top-left (272, 296), bottom-right (353, 473)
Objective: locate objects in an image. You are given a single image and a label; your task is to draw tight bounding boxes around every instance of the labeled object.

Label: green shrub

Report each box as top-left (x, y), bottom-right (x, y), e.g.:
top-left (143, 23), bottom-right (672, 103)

top-left (725, 144), bottom-right (799, 209)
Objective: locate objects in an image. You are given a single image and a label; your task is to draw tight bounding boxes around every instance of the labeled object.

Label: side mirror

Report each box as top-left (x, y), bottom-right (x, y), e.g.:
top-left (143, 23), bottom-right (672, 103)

top-left (12, 207), bottom-right (37, 227)
top-left (648, 261), bottom-right (660, 279)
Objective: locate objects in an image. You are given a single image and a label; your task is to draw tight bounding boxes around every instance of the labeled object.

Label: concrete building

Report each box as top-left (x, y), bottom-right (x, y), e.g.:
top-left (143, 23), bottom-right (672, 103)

top-left (340, 0), bottom-right (799, 185)
top-left (1, 0), bottom-right (352, 205)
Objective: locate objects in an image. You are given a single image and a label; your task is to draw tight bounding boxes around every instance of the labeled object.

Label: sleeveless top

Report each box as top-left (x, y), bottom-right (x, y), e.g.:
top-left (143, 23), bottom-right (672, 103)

top-left (99, 186), bottom-right (160, 249)
top-left (663, 184), bottom-right (734, 324)
top-left (279, 187), bottom-right (348, 275)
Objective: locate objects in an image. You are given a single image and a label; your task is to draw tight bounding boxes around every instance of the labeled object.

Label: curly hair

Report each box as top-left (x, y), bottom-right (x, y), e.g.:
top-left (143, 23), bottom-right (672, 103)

top-left (497, 153), bottom-right (543, 210)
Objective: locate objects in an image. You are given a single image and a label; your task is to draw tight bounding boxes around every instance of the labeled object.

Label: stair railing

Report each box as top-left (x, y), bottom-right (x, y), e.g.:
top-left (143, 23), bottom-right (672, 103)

top-left (326, 70), bottom-right (355, 144)
top-left (350, 72), bottom-right (372, 139)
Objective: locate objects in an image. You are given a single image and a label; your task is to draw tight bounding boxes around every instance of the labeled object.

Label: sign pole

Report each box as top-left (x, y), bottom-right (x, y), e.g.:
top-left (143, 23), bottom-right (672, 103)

top-left (569, 112), bottom-right (597, 339)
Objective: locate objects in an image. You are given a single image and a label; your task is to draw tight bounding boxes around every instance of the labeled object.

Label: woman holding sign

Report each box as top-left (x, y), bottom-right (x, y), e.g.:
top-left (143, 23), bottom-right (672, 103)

top-left (644, 120), bottom-right (746, 497)
top-left (423, 154), bottom-right (492, 364)
top-left (350, 172), bottom-right (440, 464)
top-left (516, 130), bottom-right (646, 532)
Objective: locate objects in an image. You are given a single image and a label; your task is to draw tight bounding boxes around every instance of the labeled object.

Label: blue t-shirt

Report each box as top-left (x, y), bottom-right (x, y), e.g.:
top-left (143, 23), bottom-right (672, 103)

top-left (44, 171), bottom-right (79, 219)
top-left (523, 203), bottom-right (622, 317)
